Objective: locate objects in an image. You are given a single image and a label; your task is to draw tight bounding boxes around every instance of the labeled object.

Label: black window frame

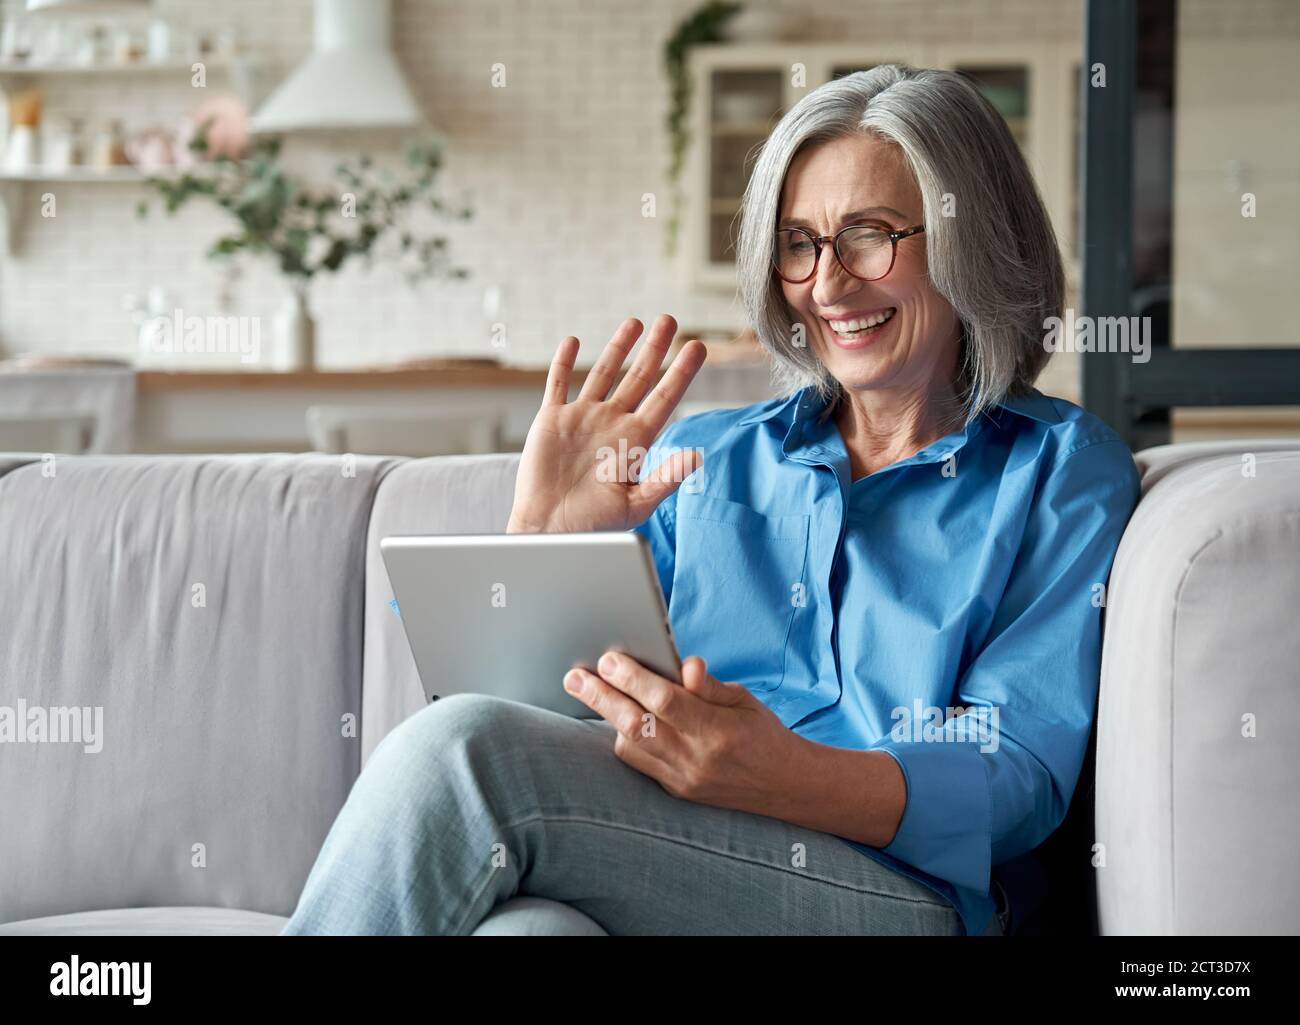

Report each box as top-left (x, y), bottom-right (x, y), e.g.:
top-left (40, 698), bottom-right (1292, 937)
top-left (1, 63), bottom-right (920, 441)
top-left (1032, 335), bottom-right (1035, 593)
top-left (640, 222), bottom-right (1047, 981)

top-left (1080, 0), bottom-right (1300, 449)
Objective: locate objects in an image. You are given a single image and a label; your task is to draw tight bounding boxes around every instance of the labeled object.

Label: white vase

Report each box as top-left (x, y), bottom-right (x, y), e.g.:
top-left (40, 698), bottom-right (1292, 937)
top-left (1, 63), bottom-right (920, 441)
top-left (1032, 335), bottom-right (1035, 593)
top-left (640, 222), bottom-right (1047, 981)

top-left (272, 282), bottom-right (315, 371)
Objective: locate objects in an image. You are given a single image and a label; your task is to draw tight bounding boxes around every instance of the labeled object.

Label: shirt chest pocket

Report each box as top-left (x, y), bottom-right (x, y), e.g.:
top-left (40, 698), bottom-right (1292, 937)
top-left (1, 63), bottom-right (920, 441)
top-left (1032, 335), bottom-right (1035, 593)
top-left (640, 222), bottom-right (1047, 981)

top-left (670, 493), bottom-right (810, 692)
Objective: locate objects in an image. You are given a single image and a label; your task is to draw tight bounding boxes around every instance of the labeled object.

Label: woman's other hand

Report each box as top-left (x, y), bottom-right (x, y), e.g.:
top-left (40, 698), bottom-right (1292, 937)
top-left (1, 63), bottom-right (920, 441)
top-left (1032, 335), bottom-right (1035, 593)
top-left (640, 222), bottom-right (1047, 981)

top-left (562, 653), bottom-right (802, 814)
top-left (562, 651), bottom-right (909, 848)
top-left (506, 314), bottom-right (707, 534)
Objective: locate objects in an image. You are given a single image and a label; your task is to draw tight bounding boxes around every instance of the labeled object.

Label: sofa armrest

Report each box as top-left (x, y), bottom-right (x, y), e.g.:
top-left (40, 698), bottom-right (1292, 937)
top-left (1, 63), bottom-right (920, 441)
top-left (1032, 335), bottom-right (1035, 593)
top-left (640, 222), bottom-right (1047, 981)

top-left (1097, 443), bottom-right (1300, 934)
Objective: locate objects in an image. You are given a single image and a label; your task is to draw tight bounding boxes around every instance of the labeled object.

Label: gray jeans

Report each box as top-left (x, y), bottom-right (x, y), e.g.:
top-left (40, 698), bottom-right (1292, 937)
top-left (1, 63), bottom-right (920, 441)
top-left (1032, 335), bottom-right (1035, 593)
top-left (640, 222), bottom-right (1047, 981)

top-left (283, 693), bottom-right (1000, 935)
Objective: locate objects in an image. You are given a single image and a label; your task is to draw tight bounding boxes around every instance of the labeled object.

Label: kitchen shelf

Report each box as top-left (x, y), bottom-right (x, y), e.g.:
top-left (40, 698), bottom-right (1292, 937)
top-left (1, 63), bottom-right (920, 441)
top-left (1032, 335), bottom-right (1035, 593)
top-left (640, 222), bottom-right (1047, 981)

top-left (0, 166), bottom-right (157, 254)
top-left (0, 168), bottom-right (146, 183)
top-left (0, 47), bottom-right (258, 255)
top-left (0, 58), bottom-right (233, 77)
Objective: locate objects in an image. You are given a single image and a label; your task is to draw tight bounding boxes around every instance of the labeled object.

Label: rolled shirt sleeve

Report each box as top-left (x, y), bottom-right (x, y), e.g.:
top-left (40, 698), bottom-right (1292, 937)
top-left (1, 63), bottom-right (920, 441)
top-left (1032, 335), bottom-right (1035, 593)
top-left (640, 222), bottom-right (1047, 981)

top-left (874, 438), bottom-right (1141, 895)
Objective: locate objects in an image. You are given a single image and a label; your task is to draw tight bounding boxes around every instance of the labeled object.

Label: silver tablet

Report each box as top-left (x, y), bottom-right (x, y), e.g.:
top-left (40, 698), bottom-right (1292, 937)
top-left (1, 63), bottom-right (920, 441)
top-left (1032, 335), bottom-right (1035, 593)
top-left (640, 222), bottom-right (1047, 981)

top-left (380, 531), bottom-right (683, 718)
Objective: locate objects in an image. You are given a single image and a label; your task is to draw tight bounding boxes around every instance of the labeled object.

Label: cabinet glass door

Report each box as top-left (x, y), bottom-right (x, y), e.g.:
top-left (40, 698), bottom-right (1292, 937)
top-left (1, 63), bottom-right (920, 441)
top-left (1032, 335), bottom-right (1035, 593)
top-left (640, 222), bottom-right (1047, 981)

top-left (953, 64), bottom-right (1030, 149)
top-left (707, 69), bottom-right (784, 264)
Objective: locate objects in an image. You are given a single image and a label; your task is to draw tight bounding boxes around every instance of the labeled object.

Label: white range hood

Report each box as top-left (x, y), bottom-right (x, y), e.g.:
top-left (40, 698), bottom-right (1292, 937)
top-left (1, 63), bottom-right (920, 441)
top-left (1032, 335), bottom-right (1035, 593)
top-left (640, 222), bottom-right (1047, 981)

top-left (251, 0), bottom-right (422, 134)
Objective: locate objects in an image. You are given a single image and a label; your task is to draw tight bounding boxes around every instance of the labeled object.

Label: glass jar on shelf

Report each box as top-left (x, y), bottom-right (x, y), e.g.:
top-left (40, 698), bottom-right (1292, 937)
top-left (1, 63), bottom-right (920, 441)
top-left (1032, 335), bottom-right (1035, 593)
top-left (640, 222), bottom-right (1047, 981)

top-left (90, 120), bottom-right (128, 173)
top-left (42, 117), bottom-right (85, 173)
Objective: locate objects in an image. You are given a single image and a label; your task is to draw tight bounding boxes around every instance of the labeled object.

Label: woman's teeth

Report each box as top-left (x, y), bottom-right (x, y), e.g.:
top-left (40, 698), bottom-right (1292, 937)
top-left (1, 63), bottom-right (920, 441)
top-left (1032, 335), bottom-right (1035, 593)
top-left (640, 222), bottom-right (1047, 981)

top-left (830, 308), bottom-right (895, 337)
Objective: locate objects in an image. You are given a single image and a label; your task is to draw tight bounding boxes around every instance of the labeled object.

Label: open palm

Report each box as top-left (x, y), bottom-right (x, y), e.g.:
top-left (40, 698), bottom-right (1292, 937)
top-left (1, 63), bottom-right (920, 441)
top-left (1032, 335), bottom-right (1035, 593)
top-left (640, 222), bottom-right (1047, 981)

top-left (507, 314), bottom-right (708, 534)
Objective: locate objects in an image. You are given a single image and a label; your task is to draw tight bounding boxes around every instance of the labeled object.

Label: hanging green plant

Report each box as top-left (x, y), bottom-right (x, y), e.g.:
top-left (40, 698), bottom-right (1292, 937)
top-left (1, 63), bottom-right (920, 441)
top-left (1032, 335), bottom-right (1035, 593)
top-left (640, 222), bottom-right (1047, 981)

top-left (663, 1), bottom-right (744, 260)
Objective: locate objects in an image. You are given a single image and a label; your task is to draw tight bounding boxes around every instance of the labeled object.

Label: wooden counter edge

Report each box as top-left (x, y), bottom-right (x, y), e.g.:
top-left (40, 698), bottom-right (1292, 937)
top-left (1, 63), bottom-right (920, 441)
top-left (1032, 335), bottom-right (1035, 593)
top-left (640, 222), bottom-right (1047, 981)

top-left (135, 365), bottom-right (570, 392)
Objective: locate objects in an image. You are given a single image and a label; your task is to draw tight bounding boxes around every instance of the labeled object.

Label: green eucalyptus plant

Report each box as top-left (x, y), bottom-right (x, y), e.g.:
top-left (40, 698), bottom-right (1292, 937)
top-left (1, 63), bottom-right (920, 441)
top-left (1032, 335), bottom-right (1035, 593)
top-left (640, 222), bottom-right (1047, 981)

top-left (137, 128), bottom-right (473, 287)
top-left (663, 0), bottom-right (744, 259)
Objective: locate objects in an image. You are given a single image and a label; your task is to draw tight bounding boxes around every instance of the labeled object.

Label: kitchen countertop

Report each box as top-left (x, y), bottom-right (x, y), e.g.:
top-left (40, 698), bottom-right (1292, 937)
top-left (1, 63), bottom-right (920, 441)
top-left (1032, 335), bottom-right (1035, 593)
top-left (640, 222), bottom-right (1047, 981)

top-left (135, 362), bottom-right (564, 392)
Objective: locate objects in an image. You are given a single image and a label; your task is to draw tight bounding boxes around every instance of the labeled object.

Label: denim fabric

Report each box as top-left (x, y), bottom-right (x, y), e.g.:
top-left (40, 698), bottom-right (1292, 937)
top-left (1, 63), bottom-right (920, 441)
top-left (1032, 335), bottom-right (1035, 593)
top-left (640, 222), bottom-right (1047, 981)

top-left (283, 694), bottom-right (988, 936)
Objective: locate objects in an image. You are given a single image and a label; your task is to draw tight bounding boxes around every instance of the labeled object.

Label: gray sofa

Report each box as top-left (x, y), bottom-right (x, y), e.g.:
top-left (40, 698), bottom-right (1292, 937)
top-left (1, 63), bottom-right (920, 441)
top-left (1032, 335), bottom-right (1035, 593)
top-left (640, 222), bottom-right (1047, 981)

top-left (0, 441), bottom-right (1296, 935)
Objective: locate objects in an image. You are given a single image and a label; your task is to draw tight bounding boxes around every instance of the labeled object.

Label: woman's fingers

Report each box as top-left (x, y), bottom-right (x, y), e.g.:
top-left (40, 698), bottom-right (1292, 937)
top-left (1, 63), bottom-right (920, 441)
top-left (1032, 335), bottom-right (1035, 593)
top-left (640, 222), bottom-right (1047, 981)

top-left (563, 667), bottom-right (653, 739)
top-left (634, 338), bottom-right (708, 435)
top-left (576, 317), bottom-right (642, 403)
top-left (595, 650), bottom-right (693, 727)
top-left (607, 313), bottom-right (677, 413)
top-left (629, 447), bottom-right (703, 520)
top-left (542, 335), bottom-right (579, 405)
top-left (681, 656), bottom-right (747, 706)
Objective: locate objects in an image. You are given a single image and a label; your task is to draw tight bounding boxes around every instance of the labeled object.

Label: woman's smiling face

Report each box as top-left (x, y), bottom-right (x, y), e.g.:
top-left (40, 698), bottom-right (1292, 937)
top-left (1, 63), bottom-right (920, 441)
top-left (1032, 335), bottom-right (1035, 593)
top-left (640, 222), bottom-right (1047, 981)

top-left (776, 133), bottom-right (962, 400)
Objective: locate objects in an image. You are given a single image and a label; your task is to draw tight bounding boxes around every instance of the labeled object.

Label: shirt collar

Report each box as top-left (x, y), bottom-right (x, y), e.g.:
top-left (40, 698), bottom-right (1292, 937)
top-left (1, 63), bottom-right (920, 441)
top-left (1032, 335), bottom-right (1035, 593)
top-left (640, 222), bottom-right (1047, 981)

top-left (735, 384), bottom-right (1062, 475)
top-left (736, 390), bottom-right (805, 428)
top-left (987, 387), bottom-right (1062, 426)
top-left (737, 385), bottom-right (1063, 429)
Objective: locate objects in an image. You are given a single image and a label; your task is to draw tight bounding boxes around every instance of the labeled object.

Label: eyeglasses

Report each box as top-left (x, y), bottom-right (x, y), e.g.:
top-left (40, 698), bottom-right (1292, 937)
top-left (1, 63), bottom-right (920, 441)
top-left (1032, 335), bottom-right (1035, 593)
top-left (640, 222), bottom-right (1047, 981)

top-left (771, 222), bottom-right (926, 284)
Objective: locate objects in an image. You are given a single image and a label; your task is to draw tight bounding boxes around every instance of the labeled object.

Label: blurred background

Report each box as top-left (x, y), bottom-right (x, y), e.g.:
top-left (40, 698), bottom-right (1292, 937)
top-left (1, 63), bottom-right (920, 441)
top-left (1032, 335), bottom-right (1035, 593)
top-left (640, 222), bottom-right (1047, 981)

top-left (0, 0), bottom-right (1295, 454)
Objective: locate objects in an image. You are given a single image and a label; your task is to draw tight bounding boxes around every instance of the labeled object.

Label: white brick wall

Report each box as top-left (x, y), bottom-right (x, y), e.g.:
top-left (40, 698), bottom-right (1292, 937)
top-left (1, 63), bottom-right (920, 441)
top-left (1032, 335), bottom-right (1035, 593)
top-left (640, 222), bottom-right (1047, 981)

top-left (2, 0), bottom-right (1286, 372)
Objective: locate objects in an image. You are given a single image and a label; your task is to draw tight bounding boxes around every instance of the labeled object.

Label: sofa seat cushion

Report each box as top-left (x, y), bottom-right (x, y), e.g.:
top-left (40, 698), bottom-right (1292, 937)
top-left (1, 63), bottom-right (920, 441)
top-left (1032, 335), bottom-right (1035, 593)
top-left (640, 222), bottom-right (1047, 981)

top-left (469, 897), bottom-right (608, 936)
top-left (1, 900), bottom-right (605, 936)
top-left (0, 907), bottom-right (288, 936)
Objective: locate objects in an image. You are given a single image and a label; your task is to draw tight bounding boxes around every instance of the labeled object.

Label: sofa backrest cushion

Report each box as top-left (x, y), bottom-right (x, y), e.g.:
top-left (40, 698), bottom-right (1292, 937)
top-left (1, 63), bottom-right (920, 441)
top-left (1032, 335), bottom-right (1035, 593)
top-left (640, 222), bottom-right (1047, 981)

top-left (0, 453), bottom-right (396, 923)
top-left (362, 453), bottom-right (521, 762)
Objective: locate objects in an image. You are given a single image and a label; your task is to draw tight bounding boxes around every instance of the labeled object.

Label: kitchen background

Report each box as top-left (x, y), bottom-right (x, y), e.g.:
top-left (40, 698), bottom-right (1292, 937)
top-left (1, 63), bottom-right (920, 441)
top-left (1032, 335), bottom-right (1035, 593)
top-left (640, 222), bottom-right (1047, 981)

top-left (0, 0), bottom-right (1295, 452)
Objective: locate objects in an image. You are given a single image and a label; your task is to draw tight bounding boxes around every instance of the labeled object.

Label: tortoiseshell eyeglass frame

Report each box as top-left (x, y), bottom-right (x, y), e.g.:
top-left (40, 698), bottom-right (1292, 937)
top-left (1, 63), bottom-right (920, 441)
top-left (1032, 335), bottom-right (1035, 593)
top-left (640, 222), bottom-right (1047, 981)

top-left (772, 222), bottom-right (927, 283)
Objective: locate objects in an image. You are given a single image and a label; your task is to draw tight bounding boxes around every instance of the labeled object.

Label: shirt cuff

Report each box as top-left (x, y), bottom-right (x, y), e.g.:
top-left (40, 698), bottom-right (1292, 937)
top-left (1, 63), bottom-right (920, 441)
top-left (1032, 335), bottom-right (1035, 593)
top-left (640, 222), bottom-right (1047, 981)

top-left (875, 740), bottom-right (992, 895)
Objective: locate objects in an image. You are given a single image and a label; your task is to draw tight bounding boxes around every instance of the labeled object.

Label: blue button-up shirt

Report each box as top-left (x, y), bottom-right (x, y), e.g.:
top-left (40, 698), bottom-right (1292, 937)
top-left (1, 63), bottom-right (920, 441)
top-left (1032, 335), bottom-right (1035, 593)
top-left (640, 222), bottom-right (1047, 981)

top-left (633, 384), bottom-right (1140, 935)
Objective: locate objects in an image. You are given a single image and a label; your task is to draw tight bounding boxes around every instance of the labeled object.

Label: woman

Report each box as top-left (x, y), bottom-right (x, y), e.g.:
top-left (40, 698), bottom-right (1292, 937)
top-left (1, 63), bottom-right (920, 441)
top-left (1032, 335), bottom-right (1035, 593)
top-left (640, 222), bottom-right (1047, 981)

top-left (283, 65), bottom-right (1140, 937)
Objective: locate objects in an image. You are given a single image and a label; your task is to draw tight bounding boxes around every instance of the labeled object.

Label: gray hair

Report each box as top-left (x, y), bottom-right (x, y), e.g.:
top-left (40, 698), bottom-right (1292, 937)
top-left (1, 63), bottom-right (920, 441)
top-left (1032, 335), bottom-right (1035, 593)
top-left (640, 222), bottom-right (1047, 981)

top-left (736, 64), bottom-right (1064, 423)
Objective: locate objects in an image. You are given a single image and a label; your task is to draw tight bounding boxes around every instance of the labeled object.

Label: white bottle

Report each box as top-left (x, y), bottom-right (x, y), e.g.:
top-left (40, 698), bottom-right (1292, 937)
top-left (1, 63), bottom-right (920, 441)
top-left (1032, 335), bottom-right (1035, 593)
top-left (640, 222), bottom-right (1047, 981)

top-left (147, 20), bottom-right (171, 63)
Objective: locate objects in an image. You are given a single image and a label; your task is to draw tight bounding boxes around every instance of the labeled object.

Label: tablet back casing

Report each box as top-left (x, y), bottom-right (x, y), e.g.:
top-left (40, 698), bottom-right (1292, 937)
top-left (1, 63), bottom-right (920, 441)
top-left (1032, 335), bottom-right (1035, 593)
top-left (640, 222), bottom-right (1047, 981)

top-left (380, 532), bottom-right (682, 718)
